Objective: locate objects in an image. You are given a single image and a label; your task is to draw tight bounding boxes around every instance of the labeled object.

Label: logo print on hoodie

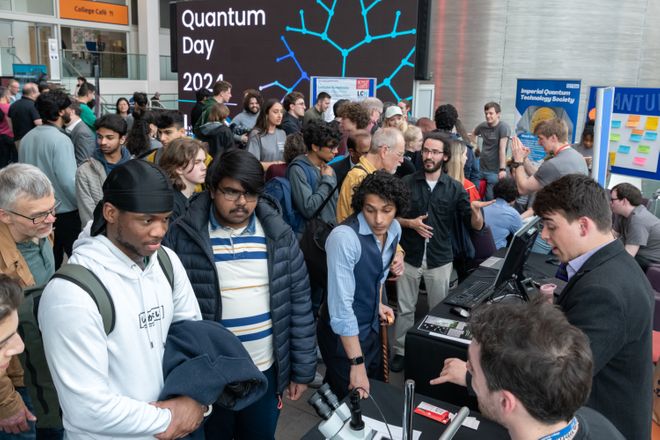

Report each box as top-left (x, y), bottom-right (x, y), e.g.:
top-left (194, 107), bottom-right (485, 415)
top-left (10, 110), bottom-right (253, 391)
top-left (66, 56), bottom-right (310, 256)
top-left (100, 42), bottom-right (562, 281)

top-left (139, 306), bottom-right (164, 328)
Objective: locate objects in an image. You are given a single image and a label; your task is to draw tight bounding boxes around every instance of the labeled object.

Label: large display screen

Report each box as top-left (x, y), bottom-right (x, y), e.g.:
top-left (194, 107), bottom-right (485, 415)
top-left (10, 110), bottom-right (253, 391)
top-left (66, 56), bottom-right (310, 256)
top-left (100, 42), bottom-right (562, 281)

top-left (174, 0), bottom-right (418, 115)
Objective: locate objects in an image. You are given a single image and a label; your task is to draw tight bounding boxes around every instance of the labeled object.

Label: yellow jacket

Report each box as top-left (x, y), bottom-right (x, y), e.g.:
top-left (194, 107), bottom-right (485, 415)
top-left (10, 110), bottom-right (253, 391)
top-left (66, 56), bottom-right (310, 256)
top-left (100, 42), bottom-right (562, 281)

top-left (335, 155), bottom-right (377, 223)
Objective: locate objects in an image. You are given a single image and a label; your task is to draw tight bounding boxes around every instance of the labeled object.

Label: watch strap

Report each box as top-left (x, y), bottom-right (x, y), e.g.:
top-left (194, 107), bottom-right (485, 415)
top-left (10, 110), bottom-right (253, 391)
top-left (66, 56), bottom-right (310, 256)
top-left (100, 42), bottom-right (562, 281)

top-left (349, 356), bottom-right (365, 365)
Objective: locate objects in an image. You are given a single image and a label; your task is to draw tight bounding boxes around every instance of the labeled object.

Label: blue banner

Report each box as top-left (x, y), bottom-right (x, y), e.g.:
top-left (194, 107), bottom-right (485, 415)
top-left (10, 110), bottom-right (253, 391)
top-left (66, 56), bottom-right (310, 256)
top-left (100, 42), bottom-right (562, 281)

top-left (515, 79), bottom-right (581, 162)
top-left (587, 86), bottom-right (660, 118)
top-left (12, 64), bottom-right (48, 84)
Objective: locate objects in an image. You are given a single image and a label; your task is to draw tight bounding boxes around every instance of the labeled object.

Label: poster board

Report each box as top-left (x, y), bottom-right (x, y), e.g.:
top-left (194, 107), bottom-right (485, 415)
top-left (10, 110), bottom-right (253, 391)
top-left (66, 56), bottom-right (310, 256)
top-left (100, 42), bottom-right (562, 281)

top-left (310, 76), bottom-right (376, 121)
top-left (514, 79), bottom-right (581, 162)
top-left (587, 86), bottom-right (660, 181)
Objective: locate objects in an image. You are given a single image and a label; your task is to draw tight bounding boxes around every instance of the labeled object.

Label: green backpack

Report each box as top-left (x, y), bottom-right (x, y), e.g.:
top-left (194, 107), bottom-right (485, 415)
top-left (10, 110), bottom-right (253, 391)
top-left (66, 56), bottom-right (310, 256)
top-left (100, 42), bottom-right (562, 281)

top-left (18, 248), bottom-right (173, 429)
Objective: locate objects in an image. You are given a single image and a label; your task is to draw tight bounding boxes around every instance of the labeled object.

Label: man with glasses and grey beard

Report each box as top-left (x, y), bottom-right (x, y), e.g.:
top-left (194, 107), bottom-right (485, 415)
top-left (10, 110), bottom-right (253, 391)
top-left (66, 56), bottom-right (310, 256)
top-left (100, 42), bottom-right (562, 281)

top-left (164, 149), bottom-right (316, 439)
top-left (0, 164), bottom-right (58, 439)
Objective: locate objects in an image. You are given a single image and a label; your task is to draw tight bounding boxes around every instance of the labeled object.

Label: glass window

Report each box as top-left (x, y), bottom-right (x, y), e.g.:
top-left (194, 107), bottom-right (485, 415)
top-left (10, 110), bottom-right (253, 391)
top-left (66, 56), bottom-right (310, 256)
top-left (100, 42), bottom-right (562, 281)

top-left (61, 26), bottom-right (128, 79)
top-left (12, 0), bottom-right (54, 15)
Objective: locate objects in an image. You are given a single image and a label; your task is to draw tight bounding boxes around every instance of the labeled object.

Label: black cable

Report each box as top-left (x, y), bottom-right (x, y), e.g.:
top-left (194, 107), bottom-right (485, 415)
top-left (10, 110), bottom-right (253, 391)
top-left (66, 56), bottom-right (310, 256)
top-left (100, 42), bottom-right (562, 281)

top-left (354, 387), bottom-right (395, 440)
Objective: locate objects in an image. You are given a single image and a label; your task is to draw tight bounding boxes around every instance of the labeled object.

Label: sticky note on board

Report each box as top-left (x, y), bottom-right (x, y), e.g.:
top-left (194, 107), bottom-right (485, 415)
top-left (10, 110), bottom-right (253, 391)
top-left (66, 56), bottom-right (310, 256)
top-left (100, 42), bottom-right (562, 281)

top-left (632, 129), bottom-right (645, 135)
top-left (644, 132), bottom-right (658, 140)
top-left (610, 133), bottom-right (620, 142)
top-left (646, 116), bottom-right (659, 131)
top-left (638, 145), bottom-right (651, 154)
top-left (633, 157), bottom-right (647, 166)
top-left (611, 120), bottom-right (622, 128)
top-left (630, 134), bottom-right (643, 142)
top-left (627, 115), bottom-right (641, 128)
top-left (618, 145), bottom-right (631, 154)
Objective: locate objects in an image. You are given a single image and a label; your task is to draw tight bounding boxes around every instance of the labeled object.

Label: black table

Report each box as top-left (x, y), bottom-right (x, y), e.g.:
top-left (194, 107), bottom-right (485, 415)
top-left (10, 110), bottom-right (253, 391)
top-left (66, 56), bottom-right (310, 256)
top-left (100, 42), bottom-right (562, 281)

top-left (302, 380), bottom-right (509, 439)
top-left (404, 252), bottom-right (560, 408)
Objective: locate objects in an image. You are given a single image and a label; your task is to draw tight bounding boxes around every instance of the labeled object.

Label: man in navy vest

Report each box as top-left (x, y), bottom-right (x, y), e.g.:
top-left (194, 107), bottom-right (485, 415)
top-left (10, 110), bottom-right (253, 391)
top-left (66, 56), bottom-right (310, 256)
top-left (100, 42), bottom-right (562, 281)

top-left (318, 171), bottom-right (410, 399)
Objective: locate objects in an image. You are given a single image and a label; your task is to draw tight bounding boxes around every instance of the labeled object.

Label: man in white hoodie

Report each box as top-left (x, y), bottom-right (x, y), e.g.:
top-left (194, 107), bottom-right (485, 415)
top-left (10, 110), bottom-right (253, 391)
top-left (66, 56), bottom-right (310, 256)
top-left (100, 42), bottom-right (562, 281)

top-left (38, 160), bottom-right (204, 440)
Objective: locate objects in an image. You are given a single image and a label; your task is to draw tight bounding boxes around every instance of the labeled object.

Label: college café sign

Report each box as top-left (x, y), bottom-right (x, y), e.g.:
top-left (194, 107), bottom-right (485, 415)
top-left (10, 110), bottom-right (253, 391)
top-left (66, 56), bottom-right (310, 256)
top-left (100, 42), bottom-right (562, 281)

top-left (60, 0), bottom-right (128, 26)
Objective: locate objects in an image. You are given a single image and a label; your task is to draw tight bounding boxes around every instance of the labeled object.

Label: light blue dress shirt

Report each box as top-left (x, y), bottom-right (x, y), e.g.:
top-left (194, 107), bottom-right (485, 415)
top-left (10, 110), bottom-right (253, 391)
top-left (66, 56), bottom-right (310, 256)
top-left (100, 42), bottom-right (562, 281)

top-left (325, 212), bottom-right (401, 336)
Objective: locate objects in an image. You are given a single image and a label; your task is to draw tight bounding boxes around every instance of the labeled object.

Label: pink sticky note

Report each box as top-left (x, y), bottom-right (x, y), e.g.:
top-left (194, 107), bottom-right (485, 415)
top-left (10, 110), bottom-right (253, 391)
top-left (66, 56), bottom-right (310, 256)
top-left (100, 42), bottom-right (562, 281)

top-left (633, 157), bottom-right (647, 166)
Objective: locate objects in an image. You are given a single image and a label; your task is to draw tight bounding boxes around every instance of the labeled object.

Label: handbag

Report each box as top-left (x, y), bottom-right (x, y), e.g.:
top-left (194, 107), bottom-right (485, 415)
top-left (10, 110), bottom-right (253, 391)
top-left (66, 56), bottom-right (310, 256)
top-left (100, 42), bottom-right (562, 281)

top-left (299, 183), bottom-right (338, 290)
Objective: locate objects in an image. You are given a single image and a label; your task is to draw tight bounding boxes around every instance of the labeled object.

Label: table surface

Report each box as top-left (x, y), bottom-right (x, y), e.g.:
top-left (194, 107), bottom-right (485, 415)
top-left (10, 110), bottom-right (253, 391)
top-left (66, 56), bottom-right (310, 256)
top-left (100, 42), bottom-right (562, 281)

top-left (302, 380), bottom-right (510, 439)
top-left (404, 251), bottom-right (560, 406)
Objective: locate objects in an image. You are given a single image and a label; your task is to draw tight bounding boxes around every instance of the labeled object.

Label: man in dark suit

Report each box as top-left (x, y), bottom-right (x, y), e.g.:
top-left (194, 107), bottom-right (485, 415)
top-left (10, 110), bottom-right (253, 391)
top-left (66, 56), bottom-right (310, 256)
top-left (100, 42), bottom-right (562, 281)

top-left (331, 129), bottom-right (371, 190)
top-left (435, 174), bottom-right (652, 440)
top-left (65, 100), bottom-right (97, 165)
top-left (532, 174), bottom-right (653, 440)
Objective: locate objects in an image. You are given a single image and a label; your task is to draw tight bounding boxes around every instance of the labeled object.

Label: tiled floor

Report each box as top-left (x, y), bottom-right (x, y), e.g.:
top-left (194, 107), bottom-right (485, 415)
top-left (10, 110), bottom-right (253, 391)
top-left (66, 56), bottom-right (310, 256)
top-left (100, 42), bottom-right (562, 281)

top-left (276, 291), bottom-right (431, 439)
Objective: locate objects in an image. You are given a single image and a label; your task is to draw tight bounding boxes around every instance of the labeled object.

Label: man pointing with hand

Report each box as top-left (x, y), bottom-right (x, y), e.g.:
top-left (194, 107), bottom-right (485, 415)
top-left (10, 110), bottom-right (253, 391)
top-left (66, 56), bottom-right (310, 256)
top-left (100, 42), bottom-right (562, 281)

top-left (391, 132), bottom-right (493, 373)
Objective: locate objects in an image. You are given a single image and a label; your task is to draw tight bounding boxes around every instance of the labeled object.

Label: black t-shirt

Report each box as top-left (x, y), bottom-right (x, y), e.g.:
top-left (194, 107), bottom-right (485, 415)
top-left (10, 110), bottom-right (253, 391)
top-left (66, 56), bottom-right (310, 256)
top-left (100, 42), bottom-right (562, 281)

top-left (8, 97), bottom-right (40, 140)
top-left (574, 407), bottom-right (625, 440)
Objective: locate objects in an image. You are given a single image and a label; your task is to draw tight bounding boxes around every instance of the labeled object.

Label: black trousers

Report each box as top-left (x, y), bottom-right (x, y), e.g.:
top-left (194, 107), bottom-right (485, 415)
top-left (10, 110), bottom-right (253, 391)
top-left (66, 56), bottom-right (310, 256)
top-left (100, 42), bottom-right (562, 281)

top-left (0, 134), bottom-right (16, 169)
top-left (317, 318), bottom-right (383, 401)
top-left (53, 210), bottom-right (81, 269)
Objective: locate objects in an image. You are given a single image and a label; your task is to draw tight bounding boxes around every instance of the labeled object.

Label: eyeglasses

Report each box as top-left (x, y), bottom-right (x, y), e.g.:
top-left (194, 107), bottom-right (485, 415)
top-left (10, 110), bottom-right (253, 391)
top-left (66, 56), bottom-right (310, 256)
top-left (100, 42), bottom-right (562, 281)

top-left (217, 187), bottom-right (258, 202)
top-left (422, 147), bottom-right (445, 157)
top-left (382, 145), bottom-right (404, 158)
top-left (9, 200), bottom-right (61, 224)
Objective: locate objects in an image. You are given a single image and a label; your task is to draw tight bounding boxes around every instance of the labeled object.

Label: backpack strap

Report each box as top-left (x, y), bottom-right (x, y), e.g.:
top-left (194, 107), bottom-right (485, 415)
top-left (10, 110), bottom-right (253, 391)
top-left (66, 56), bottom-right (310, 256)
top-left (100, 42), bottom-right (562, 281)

top-left (52, 265), bottom-right (115, 335)
top-left (156, 247), bottom-right (174, 290)
top-left (288, 160), bottom-right (318, 191)
top-left (47, 250), bottom-right (173, 336)
top-left (290, 160), bottom-right (336, 220)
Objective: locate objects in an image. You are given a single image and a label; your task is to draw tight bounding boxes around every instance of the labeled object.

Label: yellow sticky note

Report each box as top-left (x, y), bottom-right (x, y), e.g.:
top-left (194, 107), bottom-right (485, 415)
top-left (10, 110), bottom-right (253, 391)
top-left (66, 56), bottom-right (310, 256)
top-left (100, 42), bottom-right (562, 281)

top-left (646, 116), bottom-right (659, 131)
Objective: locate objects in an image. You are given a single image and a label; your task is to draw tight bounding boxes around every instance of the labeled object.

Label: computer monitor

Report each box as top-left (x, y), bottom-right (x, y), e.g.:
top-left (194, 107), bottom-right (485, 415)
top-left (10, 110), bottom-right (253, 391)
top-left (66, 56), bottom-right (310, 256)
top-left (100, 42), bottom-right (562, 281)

top-left (492, 216), bottom-right (541, 289)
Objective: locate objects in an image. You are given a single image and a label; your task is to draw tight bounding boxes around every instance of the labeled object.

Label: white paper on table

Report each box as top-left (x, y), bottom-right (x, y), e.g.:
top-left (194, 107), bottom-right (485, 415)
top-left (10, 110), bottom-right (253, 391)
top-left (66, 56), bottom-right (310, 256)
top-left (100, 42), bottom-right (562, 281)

top-left (480, 256), bottom-right (503, 269)
top-left (362, 415), bottom-right (422, 440)
top-left (447, 411), bottom-right (481, 430)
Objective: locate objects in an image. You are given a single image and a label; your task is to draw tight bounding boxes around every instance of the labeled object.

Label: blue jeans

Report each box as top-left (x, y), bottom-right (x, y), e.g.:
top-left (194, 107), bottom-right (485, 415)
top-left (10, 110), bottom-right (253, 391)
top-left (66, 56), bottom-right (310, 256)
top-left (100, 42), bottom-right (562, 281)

top-left (531, 235), bottom-right (553, 255)
top-left (203, 365), bottom-right (280, 440)
top-left (0, 387), bottom-right (35, 440)
top-left (481, 171), bottom-right (499, 201)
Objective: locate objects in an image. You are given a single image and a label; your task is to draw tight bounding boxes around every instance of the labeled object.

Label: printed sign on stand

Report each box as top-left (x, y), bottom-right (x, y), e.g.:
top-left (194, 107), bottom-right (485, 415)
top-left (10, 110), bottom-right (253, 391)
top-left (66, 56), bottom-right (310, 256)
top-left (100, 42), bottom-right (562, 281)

top-left (514, 79), bottom-right (581, 163)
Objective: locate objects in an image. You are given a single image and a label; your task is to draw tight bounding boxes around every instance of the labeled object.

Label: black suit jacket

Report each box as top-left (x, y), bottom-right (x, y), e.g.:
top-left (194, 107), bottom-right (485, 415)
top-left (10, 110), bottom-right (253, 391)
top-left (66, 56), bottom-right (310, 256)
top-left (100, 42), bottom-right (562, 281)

top-left (557, 239), bottom-right (653, 440)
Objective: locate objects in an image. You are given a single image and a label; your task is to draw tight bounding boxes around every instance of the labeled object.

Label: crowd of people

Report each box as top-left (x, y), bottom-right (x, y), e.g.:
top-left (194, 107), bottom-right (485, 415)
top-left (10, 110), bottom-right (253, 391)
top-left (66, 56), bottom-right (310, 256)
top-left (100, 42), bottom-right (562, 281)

top-left (0, 76), bottom-right (657, 440)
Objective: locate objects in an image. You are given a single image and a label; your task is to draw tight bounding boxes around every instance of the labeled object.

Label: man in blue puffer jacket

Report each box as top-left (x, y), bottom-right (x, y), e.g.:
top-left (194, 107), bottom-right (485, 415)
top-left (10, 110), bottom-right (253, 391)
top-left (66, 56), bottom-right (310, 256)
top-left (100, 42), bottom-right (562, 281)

top-left (164, 149), bottom-right (316, 440)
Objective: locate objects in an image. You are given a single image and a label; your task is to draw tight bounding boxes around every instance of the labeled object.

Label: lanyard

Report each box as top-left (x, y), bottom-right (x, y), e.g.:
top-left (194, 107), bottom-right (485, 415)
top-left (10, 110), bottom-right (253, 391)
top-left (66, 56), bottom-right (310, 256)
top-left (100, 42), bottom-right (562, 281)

top-left (554, 144), bottom-right (571, 156)
top-left (538, 417), bottom-right (579, 440)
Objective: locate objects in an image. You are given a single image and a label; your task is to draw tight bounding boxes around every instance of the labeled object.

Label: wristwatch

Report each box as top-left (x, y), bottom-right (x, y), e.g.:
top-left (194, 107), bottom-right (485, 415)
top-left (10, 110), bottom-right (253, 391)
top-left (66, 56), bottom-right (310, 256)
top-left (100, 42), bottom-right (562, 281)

top-left (499, 168), bottom-right (506, 172)
top-left (511, 161), bottom-right (523, 169)
top-left (348, 356), bottom-right (365, 365)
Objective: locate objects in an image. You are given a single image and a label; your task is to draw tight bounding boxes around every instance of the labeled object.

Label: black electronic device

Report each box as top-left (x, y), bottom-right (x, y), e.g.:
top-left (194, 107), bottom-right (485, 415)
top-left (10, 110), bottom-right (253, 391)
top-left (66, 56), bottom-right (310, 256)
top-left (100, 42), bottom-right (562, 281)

top-left (444, 217), bottom-right (542, 309)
